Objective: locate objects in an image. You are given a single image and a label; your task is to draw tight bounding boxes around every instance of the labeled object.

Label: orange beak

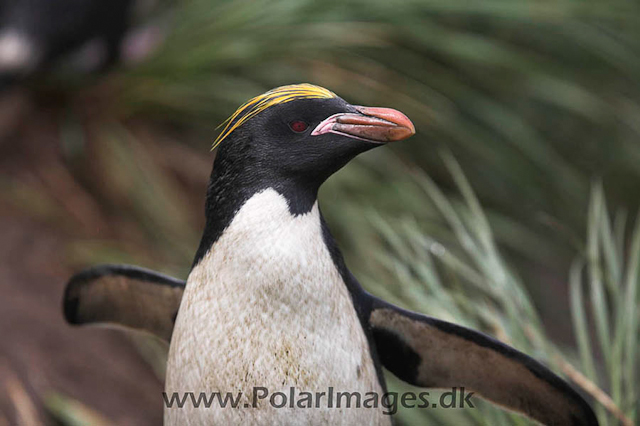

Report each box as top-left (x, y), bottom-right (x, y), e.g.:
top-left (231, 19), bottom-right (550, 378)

top-left (311, 106), bottom-right (415, 143)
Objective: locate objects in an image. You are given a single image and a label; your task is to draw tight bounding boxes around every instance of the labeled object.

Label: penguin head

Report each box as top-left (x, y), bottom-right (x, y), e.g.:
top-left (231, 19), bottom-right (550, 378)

top-left (213, 84), bottom-right (415, 188)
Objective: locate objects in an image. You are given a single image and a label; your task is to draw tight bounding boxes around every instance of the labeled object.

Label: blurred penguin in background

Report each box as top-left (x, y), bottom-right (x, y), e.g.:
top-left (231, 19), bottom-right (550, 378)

top-left (0, 0), bottom-right (165, 88)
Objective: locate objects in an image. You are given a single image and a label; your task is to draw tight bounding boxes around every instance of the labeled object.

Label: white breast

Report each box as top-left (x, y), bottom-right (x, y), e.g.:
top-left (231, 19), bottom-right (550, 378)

top-left (165, 189), bottom-right (389, 425)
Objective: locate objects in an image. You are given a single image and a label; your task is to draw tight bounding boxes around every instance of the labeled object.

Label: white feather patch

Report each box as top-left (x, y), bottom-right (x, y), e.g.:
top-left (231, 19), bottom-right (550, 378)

top-left (165, 189), bottom-right (389, 425)
top-left (0, 31), bottom-right (36, 72)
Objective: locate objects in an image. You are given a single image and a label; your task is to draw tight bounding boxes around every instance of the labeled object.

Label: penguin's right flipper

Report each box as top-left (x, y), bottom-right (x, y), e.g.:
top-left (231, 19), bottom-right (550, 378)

top-left (63, 264), bottom-right (186, 342)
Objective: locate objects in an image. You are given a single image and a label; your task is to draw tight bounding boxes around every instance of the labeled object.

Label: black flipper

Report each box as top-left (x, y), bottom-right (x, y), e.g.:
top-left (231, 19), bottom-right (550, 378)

top-left (63, 264), bottom-right (186, 342)
top-left (366, 295), bottom-right (598, 426)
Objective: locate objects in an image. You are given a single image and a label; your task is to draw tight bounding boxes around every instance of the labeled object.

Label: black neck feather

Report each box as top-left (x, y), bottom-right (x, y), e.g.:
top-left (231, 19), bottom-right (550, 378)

top-left (191, 140), bottom-right (321, 269)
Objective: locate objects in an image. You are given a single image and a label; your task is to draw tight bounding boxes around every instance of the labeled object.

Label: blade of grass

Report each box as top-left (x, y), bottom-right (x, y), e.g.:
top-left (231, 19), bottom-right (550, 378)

top-left (587, 184), bottom-right (611, 367)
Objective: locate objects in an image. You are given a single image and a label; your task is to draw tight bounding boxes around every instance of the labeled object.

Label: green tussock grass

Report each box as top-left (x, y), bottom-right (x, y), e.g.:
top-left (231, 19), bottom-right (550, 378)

top-left (324, 153), bottom-right (638, 425)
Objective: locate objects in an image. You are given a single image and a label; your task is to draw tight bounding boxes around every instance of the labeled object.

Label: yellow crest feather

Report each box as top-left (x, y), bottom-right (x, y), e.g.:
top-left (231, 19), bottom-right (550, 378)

top-left (212, 83), bottom-right (336, 150)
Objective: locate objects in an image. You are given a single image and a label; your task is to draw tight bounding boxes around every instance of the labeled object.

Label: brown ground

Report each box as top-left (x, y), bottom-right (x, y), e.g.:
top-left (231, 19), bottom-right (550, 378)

top-left (0, 89), bottom-right (174, 426)
top-left (0, 215), bottom-right (163, 426)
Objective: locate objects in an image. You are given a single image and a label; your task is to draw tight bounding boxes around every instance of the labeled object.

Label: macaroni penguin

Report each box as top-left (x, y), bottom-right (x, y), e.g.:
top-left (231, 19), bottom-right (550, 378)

top-left (63, 84), bottom-right (598, 426)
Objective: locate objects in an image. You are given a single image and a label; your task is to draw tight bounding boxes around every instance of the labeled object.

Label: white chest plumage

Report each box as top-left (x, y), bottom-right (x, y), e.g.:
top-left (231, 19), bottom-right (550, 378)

top-left (165, 189), bottom-right (388, 425)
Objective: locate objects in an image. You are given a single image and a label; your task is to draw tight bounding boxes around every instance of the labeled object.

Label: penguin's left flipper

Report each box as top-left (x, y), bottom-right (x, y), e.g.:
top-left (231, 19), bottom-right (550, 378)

top-left (367, 296), bottom-right (598, 426)
top-left (63, 264), bottom-right (186, 342)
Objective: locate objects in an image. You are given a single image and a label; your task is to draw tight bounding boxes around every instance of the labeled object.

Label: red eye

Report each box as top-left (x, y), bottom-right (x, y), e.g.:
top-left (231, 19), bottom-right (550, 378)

top-left (289, 120), bottom-right (308, 133)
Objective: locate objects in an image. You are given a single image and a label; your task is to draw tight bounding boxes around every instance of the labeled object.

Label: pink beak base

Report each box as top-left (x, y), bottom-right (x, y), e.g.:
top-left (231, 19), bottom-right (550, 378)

top-left (311, 106), bottom-right (415, 143)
